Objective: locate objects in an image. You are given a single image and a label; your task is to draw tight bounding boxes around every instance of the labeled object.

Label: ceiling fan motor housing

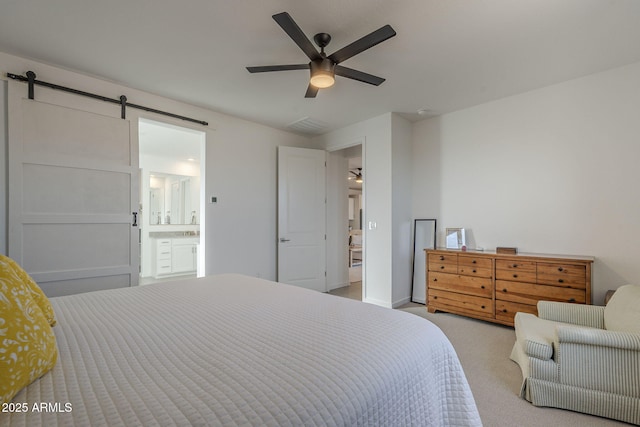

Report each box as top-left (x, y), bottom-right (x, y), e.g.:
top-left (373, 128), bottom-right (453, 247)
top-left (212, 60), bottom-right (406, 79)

top-left (310, 58), bottom-right (336, 88)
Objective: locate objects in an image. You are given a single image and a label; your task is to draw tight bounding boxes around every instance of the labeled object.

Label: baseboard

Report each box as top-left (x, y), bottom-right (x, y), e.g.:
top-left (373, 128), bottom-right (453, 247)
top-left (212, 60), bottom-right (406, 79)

top-left (363, 297), bottom-right (392, 308)
top-left (392, 296), bottom-right (411, 308)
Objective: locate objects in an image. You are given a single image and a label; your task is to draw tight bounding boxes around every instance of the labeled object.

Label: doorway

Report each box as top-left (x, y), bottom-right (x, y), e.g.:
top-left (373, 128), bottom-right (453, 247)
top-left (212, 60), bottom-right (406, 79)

top-left (138, 118), bottom-right (206, 285)
top-left (347, 154), bottom-right (363, 285)
top-left (327, 144), bottom-right (364, 301)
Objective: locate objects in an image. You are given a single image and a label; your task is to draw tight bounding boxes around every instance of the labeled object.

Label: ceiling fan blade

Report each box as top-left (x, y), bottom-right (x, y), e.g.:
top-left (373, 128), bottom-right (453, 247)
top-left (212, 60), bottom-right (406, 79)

top-left (335, 65), bottom-right (385, 86)
top-left (328, 24), bottom-right (396, 64)
top-left (305, 84), bottom-right (319, 98)
top-left (272, 12), bottom-right (322, 61)
top-left (246, 64), bottom-right (309, 73)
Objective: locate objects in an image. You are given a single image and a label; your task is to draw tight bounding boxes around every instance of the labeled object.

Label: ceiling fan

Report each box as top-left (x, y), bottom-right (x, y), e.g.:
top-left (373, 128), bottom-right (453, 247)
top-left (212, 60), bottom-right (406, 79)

top-left (246, 12), bottom-right (396, 98)
top-left (349, 168), bottom-right (363, 183)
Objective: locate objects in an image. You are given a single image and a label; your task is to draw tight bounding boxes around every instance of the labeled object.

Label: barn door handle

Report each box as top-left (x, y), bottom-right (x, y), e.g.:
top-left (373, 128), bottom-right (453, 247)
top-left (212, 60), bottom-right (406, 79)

top-left (132, 212), bottom-right (138, 227)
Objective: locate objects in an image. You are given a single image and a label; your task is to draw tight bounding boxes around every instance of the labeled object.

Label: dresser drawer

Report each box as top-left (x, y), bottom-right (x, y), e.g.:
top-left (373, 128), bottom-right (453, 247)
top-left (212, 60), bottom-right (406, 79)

top-left (427, 253), bottom-right (458, 265)
top-left (458, 255), bottom-right (492, 269)
top-left (496, 280), bottom-right (585, 304)
top-left (537, 263), bottom-right (586, 287)
top-left (428, 262), bottom-right (458, 274)
top-left (496, 300), bottom-right (537, 324)
top-left (458, 265), bottom-right (492, 278)
top-left (495, 259), bottom-right (536, 273)
top-left (429, 272), bottom-right (492, 298)
top-left (495, 269), bottom-right (536, 283)
top-left (429, 289), bottom-right (494, 317)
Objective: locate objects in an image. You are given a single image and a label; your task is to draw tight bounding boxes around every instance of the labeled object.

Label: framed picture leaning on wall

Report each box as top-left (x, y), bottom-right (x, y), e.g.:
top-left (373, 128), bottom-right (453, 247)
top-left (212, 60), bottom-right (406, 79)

top-left (445, 228), bottom-right (466, 249)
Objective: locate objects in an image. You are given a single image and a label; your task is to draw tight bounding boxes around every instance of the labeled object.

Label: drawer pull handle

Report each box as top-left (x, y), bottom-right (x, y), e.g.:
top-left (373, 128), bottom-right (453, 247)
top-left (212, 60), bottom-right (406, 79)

top-left (440, 266), bottom-right (445, 269)
top-left (481, 285), bottom-right (485, 289)
top-left (439, 256), bottom-right (444, 261)
top-left (433, 278), bottom-right (437, 282)
top-left (513, 274), bottom-right (518, 278)
top-left (512, 264), bottom-right (518, 268)
top-left (502, 309), bottom-right (508, 313)
top-left (472, 269), bottom-right (477, 273)
top-left (472, 260), bottom-right (477, 264)
top-left (481, 305), bottom-right (485, 309)
top-left (558, 267), bottom-right (564, 272)
top-left (502, 288), bottom-right (507, 293)
top-left (558, 279), bottom-right (564, 283)
top-left (433, 296), bottom-right (438, 299)
top-left (569, 298), bottom-right (576, 302)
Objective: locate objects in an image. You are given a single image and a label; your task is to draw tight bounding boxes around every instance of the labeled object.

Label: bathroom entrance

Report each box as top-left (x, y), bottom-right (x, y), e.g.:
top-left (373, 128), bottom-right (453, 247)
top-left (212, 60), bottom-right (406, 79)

top-left (138, 118), bottom-right (206, 285)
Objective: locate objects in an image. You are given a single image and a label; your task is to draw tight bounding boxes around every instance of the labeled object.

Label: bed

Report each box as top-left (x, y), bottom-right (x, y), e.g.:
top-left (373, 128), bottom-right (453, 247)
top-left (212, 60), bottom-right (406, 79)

top-left (2, 273), bottom-right (481, 426)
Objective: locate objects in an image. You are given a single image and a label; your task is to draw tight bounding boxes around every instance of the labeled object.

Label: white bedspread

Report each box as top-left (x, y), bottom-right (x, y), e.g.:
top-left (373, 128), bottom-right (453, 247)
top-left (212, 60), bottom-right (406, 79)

top-left (1, 274), bottom-right (481, 426)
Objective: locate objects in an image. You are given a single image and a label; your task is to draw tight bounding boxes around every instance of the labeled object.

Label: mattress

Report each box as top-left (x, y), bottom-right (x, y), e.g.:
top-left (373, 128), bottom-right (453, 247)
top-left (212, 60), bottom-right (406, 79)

top-left (1, 274), bottom-right (481, 426)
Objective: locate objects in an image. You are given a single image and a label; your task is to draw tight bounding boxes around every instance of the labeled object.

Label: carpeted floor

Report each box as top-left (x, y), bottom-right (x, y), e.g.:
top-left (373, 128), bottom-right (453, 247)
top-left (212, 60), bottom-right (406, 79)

top-left (399, 307), bottom-right (630, 427)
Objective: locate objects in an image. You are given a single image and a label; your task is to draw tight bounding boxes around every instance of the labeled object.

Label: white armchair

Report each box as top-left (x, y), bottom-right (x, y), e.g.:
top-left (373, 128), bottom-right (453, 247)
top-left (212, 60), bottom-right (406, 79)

top-left (510, 284), bottom-right (640, 424)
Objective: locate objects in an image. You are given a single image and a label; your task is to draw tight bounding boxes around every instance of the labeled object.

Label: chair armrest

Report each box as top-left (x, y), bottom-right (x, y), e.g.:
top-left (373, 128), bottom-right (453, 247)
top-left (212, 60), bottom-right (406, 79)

top-left (537, 301), bottom-right (605, 328)
top-left (557, 325), bottom-right (640, 351)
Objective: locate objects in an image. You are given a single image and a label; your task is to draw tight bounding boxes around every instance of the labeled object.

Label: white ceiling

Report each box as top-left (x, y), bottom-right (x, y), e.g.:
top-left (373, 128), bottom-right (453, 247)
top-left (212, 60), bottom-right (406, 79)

top-left (2, 1), bottom-right (639, 135)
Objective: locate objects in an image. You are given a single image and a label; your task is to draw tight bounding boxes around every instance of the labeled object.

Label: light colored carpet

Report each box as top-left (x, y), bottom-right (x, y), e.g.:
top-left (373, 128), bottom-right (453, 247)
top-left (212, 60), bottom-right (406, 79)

top-left (399, 307), bottom-right (629, 427)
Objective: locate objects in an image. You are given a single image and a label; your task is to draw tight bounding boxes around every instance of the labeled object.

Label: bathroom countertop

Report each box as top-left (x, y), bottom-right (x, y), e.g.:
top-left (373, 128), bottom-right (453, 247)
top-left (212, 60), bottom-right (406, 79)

top-left (149, 231), bottom-right (199, 239)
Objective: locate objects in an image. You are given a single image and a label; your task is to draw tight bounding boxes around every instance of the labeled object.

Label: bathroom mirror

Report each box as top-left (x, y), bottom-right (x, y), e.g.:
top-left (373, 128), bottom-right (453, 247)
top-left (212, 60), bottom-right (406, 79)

top-left (149, 172), bottom-right (198, 225)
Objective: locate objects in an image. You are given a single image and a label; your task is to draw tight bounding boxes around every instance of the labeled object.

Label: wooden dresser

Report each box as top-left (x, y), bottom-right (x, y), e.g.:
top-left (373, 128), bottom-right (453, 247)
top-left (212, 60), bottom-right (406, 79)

top-left (425, 249), bottom-right (593, 326)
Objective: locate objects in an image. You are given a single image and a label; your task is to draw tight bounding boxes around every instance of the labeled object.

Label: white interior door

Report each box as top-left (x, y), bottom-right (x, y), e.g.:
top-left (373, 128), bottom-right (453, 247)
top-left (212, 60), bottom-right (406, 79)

top-left (8, 81), bottom-right (139, 297)
top-left (278, 146), bottom-right (326, 291)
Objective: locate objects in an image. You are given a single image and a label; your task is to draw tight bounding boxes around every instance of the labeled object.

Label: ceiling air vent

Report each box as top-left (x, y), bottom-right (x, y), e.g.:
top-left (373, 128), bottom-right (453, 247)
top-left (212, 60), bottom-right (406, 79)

top-left (286, 117), bottom-right (329, 135)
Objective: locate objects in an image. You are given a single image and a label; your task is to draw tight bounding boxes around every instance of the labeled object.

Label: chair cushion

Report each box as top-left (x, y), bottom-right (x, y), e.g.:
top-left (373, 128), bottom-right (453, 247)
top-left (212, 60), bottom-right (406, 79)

top-left (604, 284), bottom-right (640, 333)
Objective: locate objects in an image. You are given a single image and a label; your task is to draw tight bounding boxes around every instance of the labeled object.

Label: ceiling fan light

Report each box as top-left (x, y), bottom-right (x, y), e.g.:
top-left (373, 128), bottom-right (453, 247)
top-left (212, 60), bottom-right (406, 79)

top-left (310, 73), bottom-right (335, 88)
top-left (310, 59), bottom-right (335, 89)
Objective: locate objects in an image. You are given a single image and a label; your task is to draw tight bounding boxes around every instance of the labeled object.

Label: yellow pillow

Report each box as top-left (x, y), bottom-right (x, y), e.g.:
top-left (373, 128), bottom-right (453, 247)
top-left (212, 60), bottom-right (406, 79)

top-left (0, 261), bottom-right (58, 404)
top-left (0, 255), bottom-right (56, 326)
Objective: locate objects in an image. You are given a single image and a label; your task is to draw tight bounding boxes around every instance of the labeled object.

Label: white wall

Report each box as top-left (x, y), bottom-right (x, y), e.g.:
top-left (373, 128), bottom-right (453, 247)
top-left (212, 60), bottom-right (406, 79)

top-left (315, 113), bottom-right (413, 307)
top-left (413, 61), bottom-right (640, 304)
top-left (0, 51), bottom-right (312, 281)
top-left (206, 116), bottom-right (313, 280)
top-left (391, 115), bottom-right (413, 306)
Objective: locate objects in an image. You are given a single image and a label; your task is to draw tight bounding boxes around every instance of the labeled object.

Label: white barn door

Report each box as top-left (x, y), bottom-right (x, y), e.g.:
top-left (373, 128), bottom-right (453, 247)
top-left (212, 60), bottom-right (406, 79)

top-left (7, 81), bottom-right (139, 297)
top-left (277, 146), bottom-right (326, 292)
